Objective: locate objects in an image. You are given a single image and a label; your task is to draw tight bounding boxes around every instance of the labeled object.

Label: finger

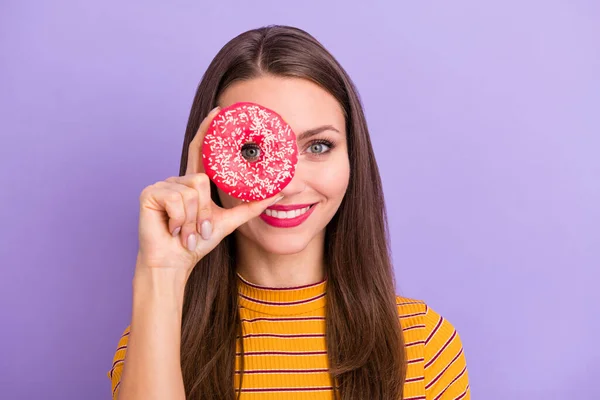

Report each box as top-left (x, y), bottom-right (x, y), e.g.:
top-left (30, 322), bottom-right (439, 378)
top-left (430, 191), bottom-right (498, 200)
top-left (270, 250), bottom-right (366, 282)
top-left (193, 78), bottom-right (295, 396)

top-left (166, 174), bottom-right (213, 240)
top-left (146, 186), bottom-right (186, 238)
top-left (185, 106), bottom-right (222, 176)
top-left (174, 185), bottom-right (199, 252)
top-left (153, 181), bottom-right (199, 251)
top-left (219, 195), bottom-right (284, 236)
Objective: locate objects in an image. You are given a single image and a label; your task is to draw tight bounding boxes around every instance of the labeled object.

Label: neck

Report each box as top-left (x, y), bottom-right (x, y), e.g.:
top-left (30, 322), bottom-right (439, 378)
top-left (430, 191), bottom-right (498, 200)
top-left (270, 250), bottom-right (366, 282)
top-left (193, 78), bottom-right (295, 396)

top-left (234, 230), bottom-right (326, 288)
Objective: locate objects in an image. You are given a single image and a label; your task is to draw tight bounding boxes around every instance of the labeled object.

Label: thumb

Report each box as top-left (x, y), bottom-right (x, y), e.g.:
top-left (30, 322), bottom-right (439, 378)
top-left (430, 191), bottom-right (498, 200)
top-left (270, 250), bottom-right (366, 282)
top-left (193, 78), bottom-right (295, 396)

top-left (220, 195), bottom-right (285, 235)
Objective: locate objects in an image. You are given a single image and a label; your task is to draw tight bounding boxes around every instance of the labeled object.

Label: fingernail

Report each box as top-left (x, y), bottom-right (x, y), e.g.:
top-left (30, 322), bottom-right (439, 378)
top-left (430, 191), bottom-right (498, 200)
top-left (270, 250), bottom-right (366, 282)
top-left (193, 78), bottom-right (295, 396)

top-left (172, 227), bottom-right (181, 237)
top-left (210, 106), bottom-right (221, 113)
top-left (201, 220), bottom-right (212, 240)
top-left (187, 233), bottom-right (197, 251)
top-left (270, 195), bottom-right (284, 206)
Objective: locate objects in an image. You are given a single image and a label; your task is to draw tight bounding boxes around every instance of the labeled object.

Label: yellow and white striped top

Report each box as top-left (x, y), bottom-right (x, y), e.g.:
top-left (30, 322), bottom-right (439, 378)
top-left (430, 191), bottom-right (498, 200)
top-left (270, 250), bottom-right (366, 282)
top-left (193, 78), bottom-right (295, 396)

top-left (109, 274), bottom-right (470, 399)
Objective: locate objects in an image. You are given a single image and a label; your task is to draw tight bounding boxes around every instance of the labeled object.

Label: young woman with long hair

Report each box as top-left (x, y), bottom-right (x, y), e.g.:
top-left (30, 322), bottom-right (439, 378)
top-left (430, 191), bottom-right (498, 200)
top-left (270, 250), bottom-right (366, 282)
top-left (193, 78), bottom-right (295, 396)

top-left (109, 25), bottom-right (470, 400)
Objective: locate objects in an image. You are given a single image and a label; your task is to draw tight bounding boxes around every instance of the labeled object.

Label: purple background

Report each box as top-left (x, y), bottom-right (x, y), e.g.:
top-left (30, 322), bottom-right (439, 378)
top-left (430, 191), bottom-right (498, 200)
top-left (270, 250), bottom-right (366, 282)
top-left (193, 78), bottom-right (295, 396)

top-left (1, 1), bottom-right (598, 399)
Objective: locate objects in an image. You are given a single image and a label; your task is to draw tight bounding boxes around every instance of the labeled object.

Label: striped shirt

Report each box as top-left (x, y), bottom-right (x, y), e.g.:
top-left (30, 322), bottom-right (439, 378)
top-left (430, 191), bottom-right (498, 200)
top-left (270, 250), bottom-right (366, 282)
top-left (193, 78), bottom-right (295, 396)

top-left (108, 274), bottom-right (470, 399)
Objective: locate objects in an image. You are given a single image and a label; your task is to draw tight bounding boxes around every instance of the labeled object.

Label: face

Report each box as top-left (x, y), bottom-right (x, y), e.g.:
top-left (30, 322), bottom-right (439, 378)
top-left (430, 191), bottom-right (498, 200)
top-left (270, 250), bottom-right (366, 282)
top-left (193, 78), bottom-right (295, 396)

top-left (216, 75), bottom-right (350, 255)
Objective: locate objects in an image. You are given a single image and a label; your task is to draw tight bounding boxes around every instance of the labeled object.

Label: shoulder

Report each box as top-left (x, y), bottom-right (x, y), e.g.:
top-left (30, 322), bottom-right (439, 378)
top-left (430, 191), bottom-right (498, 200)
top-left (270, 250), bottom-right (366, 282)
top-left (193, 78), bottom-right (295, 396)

top-left (395, 295), bottom-right (460, 341)
top-left (396, 296), bottom-right (427, 320)
top-left (396, 296), bottom-right (471, 398)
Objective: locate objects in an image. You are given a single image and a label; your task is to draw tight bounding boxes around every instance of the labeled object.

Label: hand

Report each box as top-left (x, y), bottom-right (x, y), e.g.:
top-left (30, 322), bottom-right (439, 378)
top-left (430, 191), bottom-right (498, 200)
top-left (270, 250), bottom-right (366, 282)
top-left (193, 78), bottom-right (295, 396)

top-left (135, 107), bottom-right (281, 280)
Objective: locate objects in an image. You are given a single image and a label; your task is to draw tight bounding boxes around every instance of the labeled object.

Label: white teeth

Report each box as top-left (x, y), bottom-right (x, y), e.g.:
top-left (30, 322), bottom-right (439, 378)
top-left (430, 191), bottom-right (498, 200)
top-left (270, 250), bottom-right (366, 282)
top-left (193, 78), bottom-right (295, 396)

top-left (263, 205), bottom-right (312, 219)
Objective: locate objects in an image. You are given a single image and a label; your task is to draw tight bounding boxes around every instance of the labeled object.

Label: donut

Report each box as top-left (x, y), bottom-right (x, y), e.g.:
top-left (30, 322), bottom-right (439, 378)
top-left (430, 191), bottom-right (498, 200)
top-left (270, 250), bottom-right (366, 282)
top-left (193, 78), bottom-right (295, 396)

top-left (202, 102), bottom-right (298, 202)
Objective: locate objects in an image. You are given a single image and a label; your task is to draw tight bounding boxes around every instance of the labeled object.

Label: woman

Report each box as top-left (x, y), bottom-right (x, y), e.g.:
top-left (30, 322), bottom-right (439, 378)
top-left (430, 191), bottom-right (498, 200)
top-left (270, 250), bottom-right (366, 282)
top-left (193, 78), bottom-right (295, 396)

top-left (109, 25), bottom-right (470, 400)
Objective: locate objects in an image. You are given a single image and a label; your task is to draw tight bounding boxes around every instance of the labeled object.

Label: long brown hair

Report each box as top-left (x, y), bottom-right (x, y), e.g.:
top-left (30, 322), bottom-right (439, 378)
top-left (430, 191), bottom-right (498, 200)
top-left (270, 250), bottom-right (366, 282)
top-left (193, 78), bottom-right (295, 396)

top-left (178, 25), bottom-right (406, 399)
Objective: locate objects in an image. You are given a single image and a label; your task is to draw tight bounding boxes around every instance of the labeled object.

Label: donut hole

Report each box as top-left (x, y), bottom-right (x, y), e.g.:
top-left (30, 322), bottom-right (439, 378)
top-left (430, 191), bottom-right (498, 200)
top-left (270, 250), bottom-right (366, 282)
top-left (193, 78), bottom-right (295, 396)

top-left (241, 142), bottom-right (261, 162)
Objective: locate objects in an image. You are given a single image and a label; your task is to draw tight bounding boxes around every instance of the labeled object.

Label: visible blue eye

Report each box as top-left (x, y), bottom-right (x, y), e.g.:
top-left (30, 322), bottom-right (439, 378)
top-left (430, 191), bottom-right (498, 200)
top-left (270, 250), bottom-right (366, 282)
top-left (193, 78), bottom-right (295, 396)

top-left (306, 141), bottom-right (332, 154)
top-left (241, 143), bottom-right (261, 160)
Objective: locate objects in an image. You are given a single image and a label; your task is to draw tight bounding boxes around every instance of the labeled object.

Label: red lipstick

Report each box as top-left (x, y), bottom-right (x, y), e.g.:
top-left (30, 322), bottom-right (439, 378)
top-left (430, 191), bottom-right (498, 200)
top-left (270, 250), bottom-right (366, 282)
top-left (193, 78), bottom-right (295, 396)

top-left (260, 204), bottom-right (316, 228)
top-left (267, 203), bottom-right (313, 211)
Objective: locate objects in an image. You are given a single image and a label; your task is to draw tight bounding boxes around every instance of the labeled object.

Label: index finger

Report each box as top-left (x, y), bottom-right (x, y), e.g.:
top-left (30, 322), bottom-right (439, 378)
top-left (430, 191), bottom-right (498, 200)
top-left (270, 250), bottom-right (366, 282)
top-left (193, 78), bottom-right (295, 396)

top-left (185, 106), bottom-right (221, 176)
top-left (219, 195), bottom-right (284, 236)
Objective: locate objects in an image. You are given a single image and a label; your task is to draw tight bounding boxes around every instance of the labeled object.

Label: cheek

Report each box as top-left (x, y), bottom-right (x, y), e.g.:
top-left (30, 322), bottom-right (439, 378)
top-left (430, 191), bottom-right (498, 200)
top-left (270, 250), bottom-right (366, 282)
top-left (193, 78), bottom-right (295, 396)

top-left (310, 156), bottom-right (350, 201)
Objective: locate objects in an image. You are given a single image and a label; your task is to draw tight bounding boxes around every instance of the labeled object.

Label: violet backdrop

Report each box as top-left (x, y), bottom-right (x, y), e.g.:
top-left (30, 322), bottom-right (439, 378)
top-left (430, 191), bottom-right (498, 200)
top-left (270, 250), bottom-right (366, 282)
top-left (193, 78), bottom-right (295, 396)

top-left (1, 0), bottom-right (598, 399)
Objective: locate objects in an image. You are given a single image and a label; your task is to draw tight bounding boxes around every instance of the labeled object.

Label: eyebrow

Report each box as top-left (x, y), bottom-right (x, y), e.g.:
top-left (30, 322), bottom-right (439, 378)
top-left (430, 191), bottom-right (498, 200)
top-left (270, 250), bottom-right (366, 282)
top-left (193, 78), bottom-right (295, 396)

top-left (297, 125), bottom-right (340, 141)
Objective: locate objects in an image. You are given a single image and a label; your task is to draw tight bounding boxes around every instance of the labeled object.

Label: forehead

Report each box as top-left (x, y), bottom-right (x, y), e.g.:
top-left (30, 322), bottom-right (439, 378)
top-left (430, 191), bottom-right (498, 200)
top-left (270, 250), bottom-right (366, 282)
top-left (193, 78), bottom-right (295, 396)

top-left (217, 76), bottom-right (345, 136)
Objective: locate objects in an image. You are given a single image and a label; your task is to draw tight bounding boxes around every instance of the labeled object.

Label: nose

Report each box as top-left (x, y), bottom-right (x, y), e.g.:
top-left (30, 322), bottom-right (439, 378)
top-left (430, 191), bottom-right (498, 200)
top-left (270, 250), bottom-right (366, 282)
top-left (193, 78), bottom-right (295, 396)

top-left (279, 167), bottom-right (307, 198)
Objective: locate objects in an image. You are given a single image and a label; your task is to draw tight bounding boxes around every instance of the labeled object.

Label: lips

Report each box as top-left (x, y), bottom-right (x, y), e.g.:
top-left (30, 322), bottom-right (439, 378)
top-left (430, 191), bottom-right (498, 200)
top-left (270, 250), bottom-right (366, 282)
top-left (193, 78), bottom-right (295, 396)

top-left (260, 203), bottom-right (316, 228)
top-left (267, 203), bottom-right (313, 211)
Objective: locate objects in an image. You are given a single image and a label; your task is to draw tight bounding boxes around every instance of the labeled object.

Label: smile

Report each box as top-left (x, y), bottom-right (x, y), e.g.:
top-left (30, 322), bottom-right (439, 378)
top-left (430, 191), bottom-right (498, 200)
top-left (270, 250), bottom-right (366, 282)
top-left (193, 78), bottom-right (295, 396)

top-left (263, 206), bottom-right (311, 219)
top-left (259, 203), bottom-right (317, 228)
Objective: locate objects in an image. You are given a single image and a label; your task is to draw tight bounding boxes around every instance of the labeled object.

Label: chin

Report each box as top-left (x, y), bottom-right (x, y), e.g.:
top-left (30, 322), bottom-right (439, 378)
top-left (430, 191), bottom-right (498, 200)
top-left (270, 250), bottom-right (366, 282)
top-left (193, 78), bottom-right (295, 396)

top-left (251, 234), bottom-right (313, 256)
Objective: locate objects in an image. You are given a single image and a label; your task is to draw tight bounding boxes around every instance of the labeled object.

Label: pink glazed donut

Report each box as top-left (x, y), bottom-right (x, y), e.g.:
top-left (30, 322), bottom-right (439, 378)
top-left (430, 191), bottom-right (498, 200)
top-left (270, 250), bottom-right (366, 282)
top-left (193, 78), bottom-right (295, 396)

top-left (202, 102), bottom-right (299, 202)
